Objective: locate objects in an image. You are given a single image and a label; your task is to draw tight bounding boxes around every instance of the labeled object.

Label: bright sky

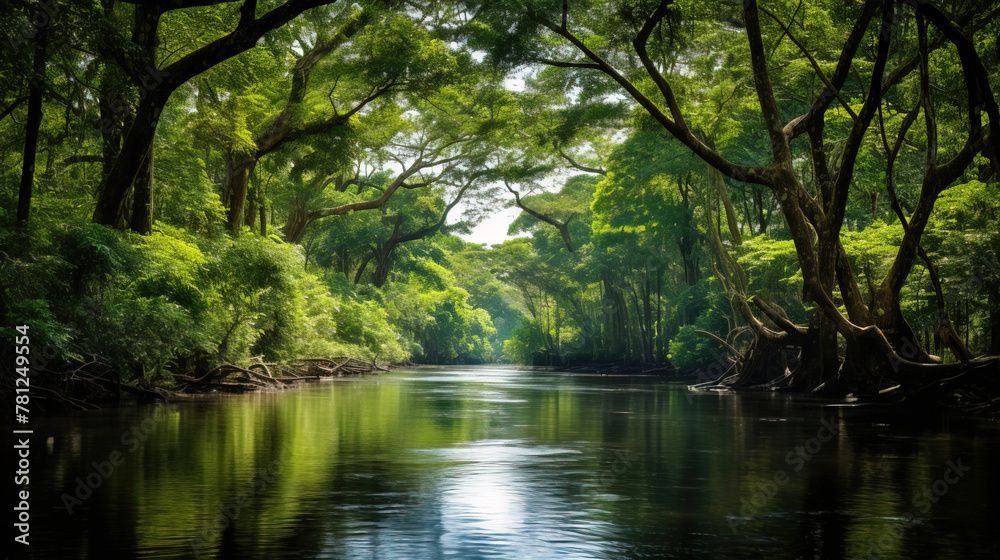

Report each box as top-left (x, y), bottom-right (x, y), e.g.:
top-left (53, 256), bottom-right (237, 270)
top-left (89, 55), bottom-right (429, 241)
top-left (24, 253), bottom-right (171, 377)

top-left (454, 206), bottom-right (524, 247)
top-left (447, 71), bottom-right (530, 248)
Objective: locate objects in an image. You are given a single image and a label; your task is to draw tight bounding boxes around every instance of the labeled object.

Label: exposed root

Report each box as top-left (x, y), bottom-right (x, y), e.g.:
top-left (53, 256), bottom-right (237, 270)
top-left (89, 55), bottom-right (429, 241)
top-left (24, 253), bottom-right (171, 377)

top-left (176, 356), bottom-right (387, 394)
top-left (1, 352), bottom-right (389, 417)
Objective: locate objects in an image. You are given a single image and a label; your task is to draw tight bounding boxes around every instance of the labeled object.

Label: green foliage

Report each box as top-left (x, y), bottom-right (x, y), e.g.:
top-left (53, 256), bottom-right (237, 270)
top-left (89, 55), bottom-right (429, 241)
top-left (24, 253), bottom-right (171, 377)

top-left (924, 180), bottom-right (1000, 353)
top-left (842, 220), bottom-right (906, 303)
top-left (154, 153), bottom-right (228, 234)
top-left (399, 258), bottom-right (497, 363)
top-left (503, 318), bottom-right (547, 364)
top-left (738, 234), bottom-right (807, 322)
top-left (668, 300), bottom-right (735, 374)
top-left (84, 293), bottom-right (199, 380)
top-left (446, 244), bottom-right (523, 356)
top-left (0, 222), bottom-right (205, 381)
top-left (667, 325), bottom-right (710, 374)
top-left (4, 0), bottom-right (998, 387)
top-left (0, 218), bottom-right (429, 382)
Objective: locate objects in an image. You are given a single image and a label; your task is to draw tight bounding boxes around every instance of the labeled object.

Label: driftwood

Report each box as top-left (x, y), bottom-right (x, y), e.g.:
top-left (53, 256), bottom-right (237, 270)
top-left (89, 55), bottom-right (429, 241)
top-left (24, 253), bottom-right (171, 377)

top-left (248, 362), bottom-right (273, 378)
top-left (178, 356), bottom-right (387, 394)
top-left (296, 357), bottom-right (379, 377)
top-left (179, 363), bottom-right (284, 391)
top-left (32, 385), bottom-right (103, 411)
top-left (78, 373), bottom-right (166, 402)
top-left (19, 353), bottom-right (169, 410)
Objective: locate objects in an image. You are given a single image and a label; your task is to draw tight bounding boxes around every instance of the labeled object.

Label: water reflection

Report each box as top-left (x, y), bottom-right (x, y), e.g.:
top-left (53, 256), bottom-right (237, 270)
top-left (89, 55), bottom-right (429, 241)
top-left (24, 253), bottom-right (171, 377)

top-left (17, 366), bottom-right (1000, 559)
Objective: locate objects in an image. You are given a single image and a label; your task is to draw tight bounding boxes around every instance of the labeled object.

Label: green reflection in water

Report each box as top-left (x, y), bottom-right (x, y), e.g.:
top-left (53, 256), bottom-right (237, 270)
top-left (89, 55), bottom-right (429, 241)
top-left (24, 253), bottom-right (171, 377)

top-left (22, 366), bottom-right (1000, 559)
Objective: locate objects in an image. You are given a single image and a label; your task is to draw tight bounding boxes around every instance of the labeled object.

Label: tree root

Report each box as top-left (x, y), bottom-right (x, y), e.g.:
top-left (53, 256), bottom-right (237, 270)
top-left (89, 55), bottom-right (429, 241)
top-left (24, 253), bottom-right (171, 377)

top-left (695, 296), bottom-right (1000, 414)
top-left (177, 356), bottom-right (387, 394)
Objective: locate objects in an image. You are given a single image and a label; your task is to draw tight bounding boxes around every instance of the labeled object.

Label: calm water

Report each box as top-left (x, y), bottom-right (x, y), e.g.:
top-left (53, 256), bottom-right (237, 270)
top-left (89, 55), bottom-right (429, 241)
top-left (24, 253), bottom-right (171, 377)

top-left (11, 366), bottom-right (1000, 559)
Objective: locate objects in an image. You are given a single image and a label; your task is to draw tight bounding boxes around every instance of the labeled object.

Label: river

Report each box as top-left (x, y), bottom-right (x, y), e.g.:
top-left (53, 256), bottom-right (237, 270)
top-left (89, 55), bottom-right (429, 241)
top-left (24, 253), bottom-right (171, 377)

top-left (16, 366), bottom-right (1000, 559)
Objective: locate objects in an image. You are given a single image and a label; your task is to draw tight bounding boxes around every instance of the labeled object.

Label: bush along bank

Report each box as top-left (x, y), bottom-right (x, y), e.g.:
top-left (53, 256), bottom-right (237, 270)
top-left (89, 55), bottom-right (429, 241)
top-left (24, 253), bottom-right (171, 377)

top-left (1, 222), bottom-right (497, 413)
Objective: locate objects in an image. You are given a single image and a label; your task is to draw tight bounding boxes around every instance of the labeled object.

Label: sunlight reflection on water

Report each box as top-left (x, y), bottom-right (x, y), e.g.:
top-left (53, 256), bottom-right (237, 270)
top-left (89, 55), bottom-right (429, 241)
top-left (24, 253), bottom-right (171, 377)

top-left (20, 365), bottom-right (1000, 560)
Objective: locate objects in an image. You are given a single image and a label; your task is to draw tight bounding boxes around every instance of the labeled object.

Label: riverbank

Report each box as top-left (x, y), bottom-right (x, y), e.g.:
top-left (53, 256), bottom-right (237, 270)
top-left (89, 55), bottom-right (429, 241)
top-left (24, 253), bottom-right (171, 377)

top-left (687, 366), bottom-right (1000, 422)
top-left (13, 356), bottom-right (389, 415)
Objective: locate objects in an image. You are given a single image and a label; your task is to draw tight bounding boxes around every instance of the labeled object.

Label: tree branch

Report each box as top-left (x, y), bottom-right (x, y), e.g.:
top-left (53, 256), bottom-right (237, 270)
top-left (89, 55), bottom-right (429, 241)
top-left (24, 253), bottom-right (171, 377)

top-left (827, 0), bottom-right (894, 233)
top-left (556, 147), bottom-right (606, 175)
top-left (917, 14), bottom-right (937, 170)
top-left (159, 0), bottom-right (342, 99)
top-left (528, 9), bottom-right (768, 186)
top-left (758, 5), bottom-right (857, 121)
top-left (535, 58), bottom-right (601, 70)
top-left (742, 0), bottom-right (792, 167)
top-left (305, 154), bottom-right (465, 222)
top-left (916, 2), bottom-right (1000, 176)
top-left (782, 0), bottom-right (880, 143)
top-left (0, 95), bottom-right (28, 122)
top-left (504, 180), bottom-right (575, 252)
top-left (633, 0), bottom-right (688, 128)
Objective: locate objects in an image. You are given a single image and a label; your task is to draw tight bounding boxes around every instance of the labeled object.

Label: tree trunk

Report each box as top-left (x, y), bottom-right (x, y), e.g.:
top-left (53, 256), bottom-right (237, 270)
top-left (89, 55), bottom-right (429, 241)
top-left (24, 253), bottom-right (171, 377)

top-left (98, 67), bottom-right (128, 181)
top-left (643, 271), bottom-right (653, 363)
top-left (371, 244), bottom-right (394, 288)
top-left (812, 314), bottom-right (840, 390)
top-left (284, 201), bottom-right (311, 244)
top-left (15, 27), bottom-right (47, 232)
top-left (677, 179), bottom-right (700, 289)
top-left (602, 273), bottom-right (628, 359)
top-left (246, 196), bottom-right (257, 232)
top-left (91, 0), bottom-right (344, 231)
top-left (259, 204), bottom-right (267, 236)
top-left (656, 266), bottom-right (664, 361)
top-left (555, 299), bottom-right (562, 357)
top-left (226, 156), bottom-right (257, 235)
top-left (93, 101), bottom-right (162, 228)
top-left (246, 171), bottom-right (257, 232)
top-left (129, 144), bottom-right (154, 234)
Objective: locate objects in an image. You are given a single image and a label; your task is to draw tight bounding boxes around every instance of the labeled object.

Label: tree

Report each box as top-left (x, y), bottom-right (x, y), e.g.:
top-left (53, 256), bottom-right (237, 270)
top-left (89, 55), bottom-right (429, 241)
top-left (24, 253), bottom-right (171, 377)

top-left (14, 20), bottom-right (46, 232)
top-left (465, 0), bottom-right (1000, 394)
top-left (88, 0), bottom-right (347, 232)
top-left (281, 78), bottom-right (507, 243)
top-left (206, 4), bottom-right (463, 234)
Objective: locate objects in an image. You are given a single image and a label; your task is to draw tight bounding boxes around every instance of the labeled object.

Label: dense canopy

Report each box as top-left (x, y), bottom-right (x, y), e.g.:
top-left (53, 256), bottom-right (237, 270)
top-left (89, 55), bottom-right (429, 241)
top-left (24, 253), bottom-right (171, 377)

top-left (1, 0), bottom-right (998, 410)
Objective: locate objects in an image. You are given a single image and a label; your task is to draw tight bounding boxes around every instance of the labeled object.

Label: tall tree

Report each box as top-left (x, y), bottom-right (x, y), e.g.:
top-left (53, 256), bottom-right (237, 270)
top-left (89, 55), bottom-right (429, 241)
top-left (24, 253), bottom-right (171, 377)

top-left (214, 4), bottom-right (463, 234)
top-left (89, 0), bottom-right (346, 232)
top-left (14, 24), bottom-right (47, 231)
top-left (465, 0), bottom-right (1000, 393)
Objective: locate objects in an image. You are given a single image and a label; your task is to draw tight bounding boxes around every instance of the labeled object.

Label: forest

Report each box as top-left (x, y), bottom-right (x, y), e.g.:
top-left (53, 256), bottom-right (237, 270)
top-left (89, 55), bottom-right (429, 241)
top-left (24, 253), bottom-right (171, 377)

top-left (1, 0), bottom-right (998, 412)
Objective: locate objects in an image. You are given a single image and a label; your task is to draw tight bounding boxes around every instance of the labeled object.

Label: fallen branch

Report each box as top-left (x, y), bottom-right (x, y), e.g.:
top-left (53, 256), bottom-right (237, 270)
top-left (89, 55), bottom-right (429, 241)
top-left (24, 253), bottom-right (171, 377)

top-left (695, 329), bottom-right (745, 361)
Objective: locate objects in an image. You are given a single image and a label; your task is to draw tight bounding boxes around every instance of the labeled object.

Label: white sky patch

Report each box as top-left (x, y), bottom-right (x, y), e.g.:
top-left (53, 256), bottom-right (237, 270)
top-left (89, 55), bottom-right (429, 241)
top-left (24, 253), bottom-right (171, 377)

top-left (504, 76), bottom-right (525, 91)
top-left (453, 206), bottom-right (525, 247)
